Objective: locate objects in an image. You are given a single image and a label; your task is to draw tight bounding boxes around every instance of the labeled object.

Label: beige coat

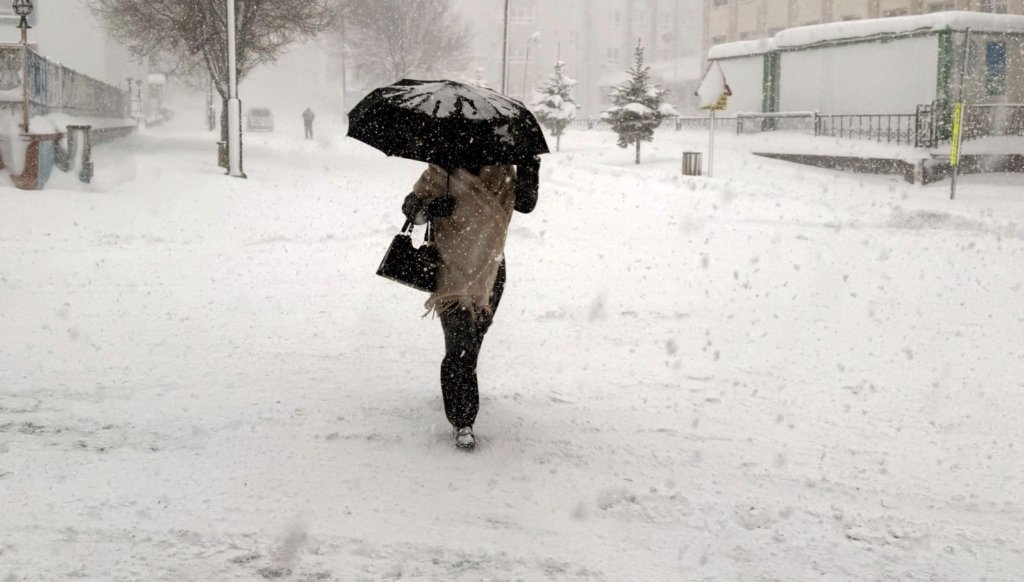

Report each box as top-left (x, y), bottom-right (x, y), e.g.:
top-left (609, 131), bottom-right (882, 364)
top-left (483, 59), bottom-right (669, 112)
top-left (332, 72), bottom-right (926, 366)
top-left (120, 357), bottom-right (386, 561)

top-left (411, 164), bottom-right (516, 315)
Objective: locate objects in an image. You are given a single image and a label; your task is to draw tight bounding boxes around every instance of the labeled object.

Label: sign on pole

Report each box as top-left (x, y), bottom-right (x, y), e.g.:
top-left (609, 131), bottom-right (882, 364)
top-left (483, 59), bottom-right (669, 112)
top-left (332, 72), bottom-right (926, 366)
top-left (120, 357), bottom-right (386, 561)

top-left (950, 102), bottom-right (963, 166)
top-left (950, 28), bottom-right (971, 200)
top-left (696, 62), bottom-right (732, 178)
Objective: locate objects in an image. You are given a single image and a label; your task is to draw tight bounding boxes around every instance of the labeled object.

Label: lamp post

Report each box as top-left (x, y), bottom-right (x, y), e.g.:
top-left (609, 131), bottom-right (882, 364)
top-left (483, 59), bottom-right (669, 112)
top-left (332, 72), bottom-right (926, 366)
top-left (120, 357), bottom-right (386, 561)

top-left (225, 0), bottom-right (245, 177)
top-left (501, 0), bottom-right (510, 94)
top-left (13, 0), bottom-right (32, 134)
top-left (126, 77), bottom-right (134, 119)
top-left (135, 78), bottom-right (143, 129)
top-left (522, 31), bottom-right (540, 101)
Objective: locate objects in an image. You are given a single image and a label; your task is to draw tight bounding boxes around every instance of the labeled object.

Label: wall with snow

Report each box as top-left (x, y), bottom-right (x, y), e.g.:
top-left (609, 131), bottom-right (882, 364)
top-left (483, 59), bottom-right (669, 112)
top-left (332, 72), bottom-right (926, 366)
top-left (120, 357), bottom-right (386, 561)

top-left (779, 36), bottom-right (939, 114)
top-left (717, 56), bottom-right (765, 114)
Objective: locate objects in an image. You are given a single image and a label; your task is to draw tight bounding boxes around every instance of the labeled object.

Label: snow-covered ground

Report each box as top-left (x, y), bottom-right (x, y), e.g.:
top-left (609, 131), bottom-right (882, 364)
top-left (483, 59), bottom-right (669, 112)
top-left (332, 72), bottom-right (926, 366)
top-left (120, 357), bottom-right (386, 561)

top-left (1, 120), bottom-right (1023, 581)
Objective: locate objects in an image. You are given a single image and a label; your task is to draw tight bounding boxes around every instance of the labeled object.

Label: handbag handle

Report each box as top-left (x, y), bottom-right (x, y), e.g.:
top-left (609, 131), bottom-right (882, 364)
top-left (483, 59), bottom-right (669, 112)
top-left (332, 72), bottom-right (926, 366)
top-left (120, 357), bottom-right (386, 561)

top-left (400, 219), bottom-right (435, 244)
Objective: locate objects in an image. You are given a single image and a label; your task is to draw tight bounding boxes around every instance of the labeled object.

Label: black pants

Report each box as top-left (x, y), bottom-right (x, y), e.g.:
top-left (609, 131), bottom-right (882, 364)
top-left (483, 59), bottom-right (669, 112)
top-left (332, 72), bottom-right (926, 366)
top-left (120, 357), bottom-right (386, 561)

top-left (439, 260), bottom-right (506, 428)
top-left (304, 124), bottom-right (313, 139)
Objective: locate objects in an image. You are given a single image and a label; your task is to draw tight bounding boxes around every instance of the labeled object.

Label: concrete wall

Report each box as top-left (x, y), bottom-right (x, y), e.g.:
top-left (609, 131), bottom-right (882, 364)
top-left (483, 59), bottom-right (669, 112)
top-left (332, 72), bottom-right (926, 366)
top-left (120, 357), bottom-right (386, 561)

top-left (716, 55), bottom-right (766, 113)
top-left (779, 35), bottom-right (940, 113)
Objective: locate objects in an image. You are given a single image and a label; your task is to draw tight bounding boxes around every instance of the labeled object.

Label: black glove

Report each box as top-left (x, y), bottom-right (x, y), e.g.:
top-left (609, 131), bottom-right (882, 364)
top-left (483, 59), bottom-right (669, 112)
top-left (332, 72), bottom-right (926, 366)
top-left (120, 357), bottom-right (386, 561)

top-left (402, 193), bottom-right (456, 223)
top-left (402, 193), bottom-right (425, 223)
top-left (426, 196), bottom-right (456, 218)
top-left (515, 156), bottom-right (540, 214)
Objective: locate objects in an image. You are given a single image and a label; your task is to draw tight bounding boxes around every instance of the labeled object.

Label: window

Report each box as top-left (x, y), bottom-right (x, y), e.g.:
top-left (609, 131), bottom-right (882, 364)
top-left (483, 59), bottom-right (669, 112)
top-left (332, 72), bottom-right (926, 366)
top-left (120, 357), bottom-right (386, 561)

top-left (607, 47), bottom-right (621, 64)
top-left (510, 6), bottom-right (536, 24)
top-left (986, 41), bottom-right (1007, 95)
top-left (713, 0), bottom-right (729, 7)
top-left (979, 0), bottom-right (1008, 12)
top-left (883, 8), bottom-right (909, 16)
top-left (840, 15), bottom-right (861, 21)
top-left (926, 2), bottom-right (956, 12)
top-left (711, 35), bottom-right (728, 45)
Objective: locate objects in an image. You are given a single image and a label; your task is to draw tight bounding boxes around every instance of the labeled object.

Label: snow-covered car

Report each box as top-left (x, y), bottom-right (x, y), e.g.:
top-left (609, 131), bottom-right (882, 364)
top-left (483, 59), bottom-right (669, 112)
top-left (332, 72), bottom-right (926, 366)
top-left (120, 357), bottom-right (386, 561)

top-left (246, 108), bottom-right (274, 132)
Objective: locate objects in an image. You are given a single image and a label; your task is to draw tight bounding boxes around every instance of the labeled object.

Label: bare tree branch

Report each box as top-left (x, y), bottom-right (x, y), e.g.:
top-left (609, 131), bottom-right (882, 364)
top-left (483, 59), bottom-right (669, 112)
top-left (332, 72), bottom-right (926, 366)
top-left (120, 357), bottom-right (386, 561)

top-left (337, 0), bottom-right (471, 88)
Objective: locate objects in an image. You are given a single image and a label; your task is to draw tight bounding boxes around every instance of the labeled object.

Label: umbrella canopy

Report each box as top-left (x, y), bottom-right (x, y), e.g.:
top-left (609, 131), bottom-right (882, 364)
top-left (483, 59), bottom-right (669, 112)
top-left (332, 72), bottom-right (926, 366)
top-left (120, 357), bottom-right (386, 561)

top-left (347, 79), bottom-right (549, 169)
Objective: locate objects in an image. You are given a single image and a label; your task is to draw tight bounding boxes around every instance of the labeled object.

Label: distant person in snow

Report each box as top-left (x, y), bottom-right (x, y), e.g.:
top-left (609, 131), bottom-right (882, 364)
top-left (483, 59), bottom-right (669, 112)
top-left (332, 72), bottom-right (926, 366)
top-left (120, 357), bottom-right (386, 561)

top-left (401, 157), bottom-right (540, 449)
top-left (302, 107), bottom-right (315, 140)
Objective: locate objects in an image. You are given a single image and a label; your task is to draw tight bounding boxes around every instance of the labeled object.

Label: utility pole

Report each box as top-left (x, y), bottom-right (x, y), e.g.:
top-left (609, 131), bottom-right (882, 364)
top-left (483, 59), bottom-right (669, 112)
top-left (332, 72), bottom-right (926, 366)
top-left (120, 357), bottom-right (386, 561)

top-left (226, 0), bottom-right (245, 178)
top-left (501, 0), bottom-right (511, 94)
top-left (340, 10), bottom-right (348, 114)
top-left (950, 28), bottom-right (971, 200)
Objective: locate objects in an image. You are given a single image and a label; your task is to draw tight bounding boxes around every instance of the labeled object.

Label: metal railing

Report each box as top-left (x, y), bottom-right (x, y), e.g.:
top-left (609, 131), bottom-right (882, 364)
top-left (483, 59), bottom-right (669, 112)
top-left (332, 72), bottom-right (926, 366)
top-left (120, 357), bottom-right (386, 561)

top-left (558, 102), bottom-right (1023, 151)
top-left (962, 103), bottom-right (1024, 140)
top-left (814, 113), bottom-right (918, 145)
top-left (674, 115), bottom-right (739, 132)
top-left (737, 111), bottom-right (818, 134)
top-left (0, 45), bottom-right (129, 122)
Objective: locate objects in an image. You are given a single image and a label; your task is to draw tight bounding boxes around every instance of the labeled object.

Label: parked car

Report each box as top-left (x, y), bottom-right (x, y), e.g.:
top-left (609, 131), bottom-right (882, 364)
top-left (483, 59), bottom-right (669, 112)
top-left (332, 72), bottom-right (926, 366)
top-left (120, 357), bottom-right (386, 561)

top-left (246, 107), bottom-right (274, 132)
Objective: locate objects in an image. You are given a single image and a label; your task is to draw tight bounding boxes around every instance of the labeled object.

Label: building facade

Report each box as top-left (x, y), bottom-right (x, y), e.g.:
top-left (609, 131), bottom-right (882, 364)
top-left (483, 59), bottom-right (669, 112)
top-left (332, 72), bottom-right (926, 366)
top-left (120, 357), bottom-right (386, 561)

top-left (704, 0), bottom-right (1024, 51)
top-left (457, 0), bottom-right (704, 116)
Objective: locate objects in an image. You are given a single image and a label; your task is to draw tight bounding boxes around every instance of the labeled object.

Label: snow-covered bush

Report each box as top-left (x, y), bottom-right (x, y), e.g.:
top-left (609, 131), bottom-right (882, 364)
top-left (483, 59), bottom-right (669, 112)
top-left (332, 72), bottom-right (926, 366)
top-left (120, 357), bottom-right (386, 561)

top-left (603, 40), bottom-right (678, 164)
top-left (531, 60), bottom-right (578, 152)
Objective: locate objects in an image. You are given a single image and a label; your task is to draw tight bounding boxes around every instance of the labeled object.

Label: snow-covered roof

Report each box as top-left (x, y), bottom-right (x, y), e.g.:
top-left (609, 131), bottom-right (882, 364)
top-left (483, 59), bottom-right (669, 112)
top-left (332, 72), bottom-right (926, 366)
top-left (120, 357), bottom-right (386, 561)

top-left (596, 56), bottom-right (703, 87)
top-left (706, 39), bottom-right (773, 60)
top-left (709, 11), bottom-right (1024, 60)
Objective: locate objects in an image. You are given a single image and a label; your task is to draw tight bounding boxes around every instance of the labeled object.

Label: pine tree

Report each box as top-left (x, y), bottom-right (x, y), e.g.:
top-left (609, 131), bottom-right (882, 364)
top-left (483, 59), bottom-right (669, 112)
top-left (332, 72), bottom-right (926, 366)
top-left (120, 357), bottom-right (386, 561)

top-left (466, 67), bottom-right (492, 90)
top-left (603, 39), bottom-right (677, 164)
top-left (531, 60), bottom-right (578, 152)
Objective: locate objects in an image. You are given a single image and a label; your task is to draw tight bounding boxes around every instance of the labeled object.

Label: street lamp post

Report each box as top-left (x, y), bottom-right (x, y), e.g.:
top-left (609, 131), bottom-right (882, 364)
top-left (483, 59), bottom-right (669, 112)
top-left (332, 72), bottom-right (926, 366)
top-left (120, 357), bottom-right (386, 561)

top-left (135, 78), bottom-right (143, 129)
top-left (522, 31), bottom-right (540, 101)
top-left (501, 0), bottom-right (510, 94)
top-left (225, 0), bottom-right (245, 177)
top-left (13, 0), bottom-right (33, 134)
top-left (126, 77), bottom-right (134, 119)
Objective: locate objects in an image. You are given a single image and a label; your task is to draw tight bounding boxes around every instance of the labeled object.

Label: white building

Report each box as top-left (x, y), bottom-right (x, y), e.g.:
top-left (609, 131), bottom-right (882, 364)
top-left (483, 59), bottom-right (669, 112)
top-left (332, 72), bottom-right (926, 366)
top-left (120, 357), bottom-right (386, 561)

top-left (704, 0), bottom-right (1024, 52)
top-left (708, 11), bottom-right (1024, 119)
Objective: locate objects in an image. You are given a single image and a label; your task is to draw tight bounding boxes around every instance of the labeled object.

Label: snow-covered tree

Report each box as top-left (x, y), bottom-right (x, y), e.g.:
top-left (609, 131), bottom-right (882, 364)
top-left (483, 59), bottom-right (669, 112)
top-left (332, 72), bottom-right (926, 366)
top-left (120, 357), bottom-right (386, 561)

top-left (531, 60), bottom-right (578, 152)
top-left (91, 0), bottom-right (335, 144)
top-left (603, 39), bottom-right (678, 164)
top-left (466, 67), bottom-right (492, 90)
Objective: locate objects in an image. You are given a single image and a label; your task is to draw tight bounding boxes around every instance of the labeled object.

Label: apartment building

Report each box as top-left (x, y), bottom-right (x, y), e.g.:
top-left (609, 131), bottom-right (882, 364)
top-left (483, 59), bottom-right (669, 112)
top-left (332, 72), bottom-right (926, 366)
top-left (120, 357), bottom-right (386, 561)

top-left (457, 0), bottom-right (704, 115)
top-left (704, 0), bottom-right (1024, 50)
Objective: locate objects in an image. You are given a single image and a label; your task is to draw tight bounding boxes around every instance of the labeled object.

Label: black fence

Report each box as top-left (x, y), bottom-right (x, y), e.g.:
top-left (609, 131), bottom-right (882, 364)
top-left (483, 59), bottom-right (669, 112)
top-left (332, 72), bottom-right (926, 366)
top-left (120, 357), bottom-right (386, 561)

top-left (815, 113), bottom-right (918, 146)
top-left (0, 45), bottom-right (130, 121)
top-left (563, 102), bottom-right (1024, 151)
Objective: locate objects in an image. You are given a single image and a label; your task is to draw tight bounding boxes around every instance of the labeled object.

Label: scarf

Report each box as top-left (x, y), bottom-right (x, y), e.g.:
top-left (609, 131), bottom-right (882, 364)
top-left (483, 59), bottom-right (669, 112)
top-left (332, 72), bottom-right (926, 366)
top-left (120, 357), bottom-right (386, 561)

top-left (412, 164), bottom-right (516, 316)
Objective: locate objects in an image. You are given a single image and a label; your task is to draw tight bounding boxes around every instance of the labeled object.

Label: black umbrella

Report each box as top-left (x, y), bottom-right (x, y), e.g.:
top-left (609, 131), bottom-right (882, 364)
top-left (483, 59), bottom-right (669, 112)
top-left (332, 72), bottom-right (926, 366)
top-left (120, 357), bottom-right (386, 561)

top-left (347, 79), bottom-right (549, 169)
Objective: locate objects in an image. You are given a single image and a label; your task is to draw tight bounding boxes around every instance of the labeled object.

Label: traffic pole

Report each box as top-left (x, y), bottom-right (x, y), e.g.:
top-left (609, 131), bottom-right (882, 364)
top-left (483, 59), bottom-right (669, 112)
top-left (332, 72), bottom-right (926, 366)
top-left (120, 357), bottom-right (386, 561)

top-left (950, 28), bottom-right (970, 200)
top-left (226, 0), bottom-right (245, 178)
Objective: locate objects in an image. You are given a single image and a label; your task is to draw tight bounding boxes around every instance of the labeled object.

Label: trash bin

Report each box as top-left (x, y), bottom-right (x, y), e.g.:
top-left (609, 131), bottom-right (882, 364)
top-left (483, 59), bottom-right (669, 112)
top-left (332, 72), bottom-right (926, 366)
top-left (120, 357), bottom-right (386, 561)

top-left (217, 141), bottom-right (228, 169)
top-left (682, 151), bottom-right (702, 176)
top-left (67, 125), bottom-right (93, 183)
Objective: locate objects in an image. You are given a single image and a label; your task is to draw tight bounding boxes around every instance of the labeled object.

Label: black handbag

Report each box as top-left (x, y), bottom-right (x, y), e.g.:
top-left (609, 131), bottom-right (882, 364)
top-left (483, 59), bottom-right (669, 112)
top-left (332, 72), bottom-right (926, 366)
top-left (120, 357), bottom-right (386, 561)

top-left (376, 219), bottom-right (439, 293)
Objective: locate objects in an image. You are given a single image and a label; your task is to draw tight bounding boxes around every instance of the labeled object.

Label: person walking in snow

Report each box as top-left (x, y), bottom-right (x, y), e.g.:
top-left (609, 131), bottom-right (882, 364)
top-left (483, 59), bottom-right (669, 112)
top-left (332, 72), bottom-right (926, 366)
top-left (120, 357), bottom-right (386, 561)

top-left (302, 107), bottom-right (315, 140)
top-left (401, 157), bottom-right (540, 449)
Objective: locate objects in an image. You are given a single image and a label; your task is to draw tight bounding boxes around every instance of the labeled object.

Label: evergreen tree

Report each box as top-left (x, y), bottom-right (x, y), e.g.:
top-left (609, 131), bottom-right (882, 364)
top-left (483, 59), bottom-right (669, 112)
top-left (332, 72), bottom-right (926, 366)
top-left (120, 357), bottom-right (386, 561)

top-left (531, 60), bottom-right (578, 152)
top-left (466, 67), bottom-right (492, 90)
top-left (603, 39), bottom-right (677, 164)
